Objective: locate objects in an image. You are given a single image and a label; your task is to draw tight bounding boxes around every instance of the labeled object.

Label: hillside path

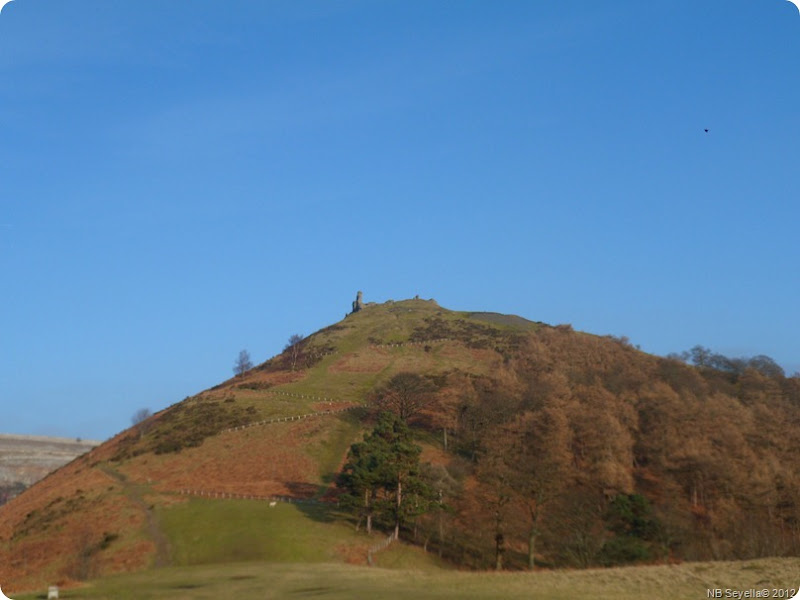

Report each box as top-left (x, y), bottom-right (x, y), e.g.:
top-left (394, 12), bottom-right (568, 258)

top-left (98, 464), bottom-right (171, 568)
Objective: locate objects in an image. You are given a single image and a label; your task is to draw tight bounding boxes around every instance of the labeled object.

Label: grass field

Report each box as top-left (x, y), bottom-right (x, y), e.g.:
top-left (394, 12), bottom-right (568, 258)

top-left (156, 498), bottom-right (448, 568)
top-left (12, 557), bottom-right (799, 600)
top-left (159, 499), bottom-right (361, 565)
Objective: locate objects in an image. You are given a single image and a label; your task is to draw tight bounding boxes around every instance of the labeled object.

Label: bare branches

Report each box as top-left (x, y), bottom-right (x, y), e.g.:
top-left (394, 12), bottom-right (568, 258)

top-left (233, 349), bottom-right (253, 376)
top-left (370, 372), bottom-right (437, 423)
top-left (284, 334), bottom-right (305, 370)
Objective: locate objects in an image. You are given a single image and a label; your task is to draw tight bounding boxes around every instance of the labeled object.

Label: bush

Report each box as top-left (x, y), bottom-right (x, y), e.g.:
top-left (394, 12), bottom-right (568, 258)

top-left (598, 536), bottom-right (651, 565)
top-left (598, 494), bottom-right (663, 565)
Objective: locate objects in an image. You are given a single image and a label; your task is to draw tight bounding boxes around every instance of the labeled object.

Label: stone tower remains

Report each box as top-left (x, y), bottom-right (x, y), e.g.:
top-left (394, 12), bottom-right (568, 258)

top-left (351, 291), bottom-right (364, 314)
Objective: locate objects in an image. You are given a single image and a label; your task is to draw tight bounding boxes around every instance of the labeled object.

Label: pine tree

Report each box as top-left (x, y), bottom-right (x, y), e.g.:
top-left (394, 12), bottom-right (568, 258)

top-left (337, 429), bottom-right (389, 534)
top-left (337, 412), bottom-right (433, 540)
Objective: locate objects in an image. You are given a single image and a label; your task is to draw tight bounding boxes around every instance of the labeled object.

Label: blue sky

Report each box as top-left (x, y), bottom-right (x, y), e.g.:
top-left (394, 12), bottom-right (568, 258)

top-left (1, 1), bottom-right (798, 440)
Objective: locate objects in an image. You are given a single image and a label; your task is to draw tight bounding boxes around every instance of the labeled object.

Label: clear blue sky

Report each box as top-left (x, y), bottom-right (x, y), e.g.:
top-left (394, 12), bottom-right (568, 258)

top-left (1, 1), bottom-right (798, 440)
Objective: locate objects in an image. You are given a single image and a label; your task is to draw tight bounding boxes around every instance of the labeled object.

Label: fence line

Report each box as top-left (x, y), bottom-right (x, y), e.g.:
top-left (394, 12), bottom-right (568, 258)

top-left (367, 534), bottom-right (395, 566)
top-left (175, 488), bottom-right (330, 506)
top-left (177, 487), bottom-right (394, 567)
top-left (223, 405), bottom-right (360, 434)
top-left (370, 338), bottom-right (452, 349)
top-left (178, 487), bottom-right (397, 566)
top-left (260, 389), bottom-right (346, 402)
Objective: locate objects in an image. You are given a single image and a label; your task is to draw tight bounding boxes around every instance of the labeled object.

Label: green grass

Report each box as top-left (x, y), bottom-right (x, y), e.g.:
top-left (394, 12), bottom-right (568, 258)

top-left (158, 499), bottom-right (363, 565)
top-left (372, 542), bottom-right (452, 571)
top-left (234, 300), bottom-right (521, 407)
top-left (462, 312), bottom-right (540, 330)
top-left (14, 557), bottom-right (800, 600)
top-left (304, 410), bottom-right (364, 492)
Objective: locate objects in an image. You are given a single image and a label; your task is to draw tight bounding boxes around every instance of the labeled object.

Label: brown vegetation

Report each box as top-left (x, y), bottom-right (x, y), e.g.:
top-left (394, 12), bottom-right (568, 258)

top-left (2, 300), bottom-right (798, 590)
top-left (419, 328), bottom-right (800, 569)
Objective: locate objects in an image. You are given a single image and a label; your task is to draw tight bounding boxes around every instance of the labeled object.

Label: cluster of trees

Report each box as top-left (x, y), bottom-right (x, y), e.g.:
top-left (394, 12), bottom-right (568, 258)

top-left (339, 329), bottom-right (799, 570)
top-left (337, 411), bottom-right (435, 540)
top-left (462, 331), bottom-right (799, 568)
top-left (669, 345), bottom-right (786, 378)
top-left (336, 372), bottom-right (462, 552)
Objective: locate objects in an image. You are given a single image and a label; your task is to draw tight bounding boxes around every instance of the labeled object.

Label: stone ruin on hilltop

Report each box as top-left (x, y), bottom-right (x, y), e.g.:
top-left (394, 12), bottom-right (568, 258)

top-left (347, 291), bottom-right (437, 317)
top-left (351, 290), bottom-right (364, 314)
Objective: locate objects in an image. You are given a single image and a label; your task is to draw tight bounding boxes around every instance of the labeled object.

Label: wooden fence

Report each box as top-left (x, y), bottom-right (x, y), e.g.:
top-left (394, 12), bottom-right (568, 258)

top-left (223, 405), bottom-right (360, 434)
top-left (175, 488), bottom-right (330, 506)
top-left (367, 534), bottom-right (395, 566)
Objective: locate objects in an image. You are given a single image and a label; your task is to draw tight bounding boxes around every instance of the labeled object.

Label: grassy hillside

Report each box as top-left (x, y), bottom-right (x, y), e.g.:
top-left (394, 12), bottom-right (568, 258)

top-left (1, 297), bottom-right (798, 594)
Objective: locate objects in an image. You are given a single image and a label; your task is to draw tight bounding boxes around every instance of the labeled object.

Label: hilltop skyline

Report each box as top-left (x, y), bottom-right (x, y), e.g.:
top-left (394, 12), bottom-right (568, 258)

top-left (1, 1), bottom-right (799, 440)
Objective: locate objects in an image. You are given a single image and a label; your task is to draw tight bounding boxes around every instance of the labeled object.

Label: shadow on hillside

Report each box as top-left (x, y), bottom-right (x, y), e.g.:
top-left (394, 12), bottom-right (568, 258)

top-left (284, 481), bottom-right (319, 498)
top-left (284, 481), bottom-right (339, 524)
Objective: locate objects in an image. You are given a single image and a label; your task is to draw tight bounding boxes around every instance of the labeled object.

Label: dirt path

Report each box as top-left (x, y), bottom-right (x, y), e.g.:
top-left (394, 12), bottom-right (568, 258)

top-left (99, 464), bottom-right (171, 567)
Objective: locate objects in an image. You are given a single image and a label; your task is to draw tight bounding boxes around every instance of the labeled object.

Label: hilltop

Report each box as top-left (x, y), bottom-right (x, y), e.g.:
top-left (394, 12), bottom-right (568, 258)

top-left (1, 297), bottom-right (798, 593)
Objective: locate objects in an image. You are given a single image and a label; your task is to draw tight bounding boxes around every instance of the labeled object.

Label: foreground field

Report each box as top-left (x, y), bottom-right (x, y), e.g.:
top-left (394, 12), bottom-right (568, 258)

top-left (12, 557), bottom-right (800, 600)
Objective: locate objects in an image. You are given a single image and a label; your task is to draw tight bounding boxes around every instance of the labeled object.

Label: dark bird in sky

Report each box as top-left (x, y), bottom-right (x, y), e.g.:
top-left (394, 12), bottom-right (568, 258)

top-left (704, 128), bottom-right (709, 133)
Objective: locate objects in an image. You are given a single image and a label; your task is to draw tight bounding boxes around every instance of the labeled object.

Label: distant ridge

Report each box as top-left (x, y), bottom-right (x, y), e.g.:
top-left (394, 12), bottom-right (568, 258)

top-left (0, 433), bottom-right (100, 488)
top-left (0, 433), bottom-right (102, 446)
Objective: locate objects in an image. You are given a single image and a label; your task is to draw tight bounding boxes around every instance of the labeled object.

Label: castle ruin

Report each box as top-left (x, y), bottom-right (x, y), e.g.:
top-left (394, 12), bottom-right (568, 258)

top-left (351, 291), bottom-right (364, 314)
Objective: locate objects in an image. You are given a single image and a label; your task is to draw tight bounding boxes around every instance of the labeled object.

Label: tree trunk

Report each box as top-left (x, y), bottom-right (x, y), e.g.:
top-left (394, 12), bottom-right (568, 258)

top-left (528, 529), bottom-right (537, 569)
top-left (438, 510), bottom-right (444, 558)
top-left (364, 489), bottom-right (372, 534)
top-left (494, 501), bottom-right (507, 570)
top-left (528, 504), bottom-right (540, 570)
top-left (394, 479), bottom-right (402, 540)
top-left (495, 532), bottom-right (505, 570)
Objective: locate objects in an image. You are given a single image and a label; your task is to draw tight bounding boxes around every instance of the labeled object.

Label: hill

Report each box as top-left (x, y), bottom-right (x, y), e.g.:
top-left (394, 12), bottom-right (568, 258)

top-left (1, 297), bottom-right (798, 594)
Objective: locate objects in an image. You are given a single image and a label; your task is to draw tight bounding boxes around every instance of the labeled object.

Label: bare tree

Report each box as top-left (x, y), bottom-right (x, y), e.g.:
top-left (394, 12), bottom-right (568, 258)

top-left (132, 408), bottom-right (153, 438)
top-left (233, 349), bottom-right (253, 376)
top-left (371, 372), bottom-right (436, 423)
top-left (284, 334), bottom-right (304, 370)
top-left (511, 408), bottom-right (572, 569)
top-left (131, 408), bottom-right (152, 426)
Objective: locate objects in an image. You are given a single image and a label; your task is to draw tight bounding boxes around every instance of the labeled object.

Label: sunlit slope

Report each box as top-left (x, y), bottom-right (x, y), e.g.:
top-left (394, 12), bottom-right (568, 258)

top-left (0, 299), bottom-right (531, 591)
top-left (2, 297), bottom-right (798, 594)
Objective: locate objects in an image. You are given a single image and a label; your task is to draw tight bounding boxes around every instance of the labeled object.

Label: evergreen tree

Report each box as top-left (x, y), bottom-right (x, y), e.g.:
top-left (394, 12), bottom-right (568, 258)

top-left (337, 428), bottom-right (389, 534)
top-left (598, 493), bottom-right (663, 565)
top-left (337, 412), bottom-right (433, 540)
